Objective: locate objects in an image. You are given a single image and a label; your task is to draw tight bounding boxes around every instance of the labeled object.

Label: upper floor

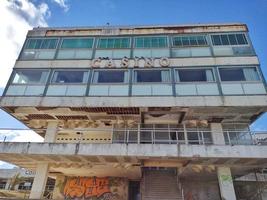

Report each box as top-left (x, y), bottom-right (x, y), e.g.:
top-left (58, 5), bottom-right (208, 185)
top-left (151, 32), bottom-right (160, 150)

top-left (18, 23), bottom-right (256, 60)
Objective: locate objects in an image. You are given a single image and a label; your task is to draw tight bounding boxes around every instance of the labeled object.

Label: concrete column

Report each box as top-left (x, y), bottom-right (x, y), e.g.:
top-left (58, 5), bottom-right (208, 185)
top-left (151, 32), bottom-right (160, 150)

top-left (210, 123), bottom-right (225, 145)
top-left (5, 178), bottom-right (12, 190)
top-left (52, 174), bottom-right (65, 200)
top-left (44, 121), bottom-right (58, 142)
top-left (29, 163), bottom-right (49, 199)
top-left (217, 167), bottom-right (236, 200)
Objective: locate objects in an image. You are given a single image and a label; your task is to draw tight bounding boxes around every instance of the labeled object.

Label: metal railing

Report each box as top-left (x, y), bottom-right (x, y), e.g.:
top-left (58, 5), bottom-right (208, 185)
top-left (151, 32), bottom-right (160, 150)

top-left (0, 127), bottom-right (267, 146)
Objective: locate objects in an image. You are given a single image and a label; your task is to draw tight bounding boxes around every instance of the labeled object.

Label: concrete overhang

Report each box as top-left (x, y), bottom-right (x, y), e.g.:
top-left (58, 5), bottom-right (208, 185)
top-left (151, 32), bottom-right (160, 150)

top-left (1, 143), bottom-right (267, 168)
top-left (1, 96), bottom-right (267, 108)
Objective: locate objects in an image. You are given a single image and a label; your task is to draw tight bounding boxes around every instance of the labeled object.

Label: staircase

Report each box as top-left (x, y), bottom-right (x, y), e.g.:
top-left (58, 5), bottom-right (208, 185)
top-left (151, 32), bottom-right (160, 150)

top-left (142, 168), bottom-right (184, 200)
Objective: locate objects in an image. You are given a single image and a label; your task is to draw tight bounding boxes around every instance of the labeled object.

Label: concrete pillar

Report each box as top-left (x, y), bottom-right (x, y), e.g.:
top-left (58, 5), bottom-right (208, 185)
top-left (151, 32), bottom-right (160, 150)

top-left (217, 167), bottom-right (236, 200)
top-left (210, 123), bottom-right (225, 145)
top-left (29, 163), bottom-right (49, 199)
top-left (5, 178), bottom-right (12, 190)
top-left (52, 174), bottom-right (65, 200)
top-left (44, 121), bottom-right (58, 142)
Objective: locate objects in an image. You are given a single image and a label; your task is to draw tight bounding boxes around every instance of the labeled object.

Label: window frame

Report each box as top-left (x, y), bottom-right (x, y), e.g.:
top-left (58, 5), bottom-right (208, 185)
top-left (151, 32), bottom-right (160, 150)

top-left (91, 69), bottom-right (129, 84)
top-left (96, 37), bottom-right (131, 49)
top-left (218, 66), bottom-right (262, 83)
top-left (175, 67), bottom-right (216, 83)
top-left (133, 68), bottom-right (172, 84)
top-left (10, 69), bottom-right (50, 85)
top-left (134, 35), bottom-right (169, 49)
top-left (50, 69), bottom-right (89, 85)
top-left (59, 37), bottom-right (95, 49)
top-left (210, 33), bottom-right (250, 47)
top-left (24, 37), bottom-right (59, 50)
top-left (171, 35), bottom-right (209, 48)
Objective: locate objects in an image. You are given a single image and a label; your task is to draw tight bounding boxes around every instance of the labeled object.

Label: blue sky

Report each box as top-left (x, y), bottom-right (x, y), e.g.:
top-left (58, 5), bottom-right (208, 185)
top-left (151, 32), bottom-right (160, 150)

top-left (0, 0), bottom-right (267, 132)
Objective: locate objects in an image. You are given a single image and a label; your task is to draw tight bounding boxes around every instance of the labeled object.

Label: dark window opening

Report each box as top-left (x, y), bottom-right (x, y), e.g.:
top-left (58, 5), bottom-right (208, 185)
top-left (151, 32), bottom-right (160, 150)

top-left (219, 68), bottom-right (245, 81)
top-left (52, 71), bottom-right (87, 83)
top-left (177, 69), bottom-right (213, 82)
top-left (94, 71), bottom-right (126, 83)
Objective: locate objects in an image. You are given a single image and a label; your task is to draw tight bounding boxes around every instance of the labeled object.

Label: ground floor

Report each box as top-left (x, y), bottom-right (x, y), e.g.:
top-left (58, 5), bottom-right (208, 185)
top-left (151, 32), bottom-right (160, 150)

top-left (29, 167), bottom-right (267, 200)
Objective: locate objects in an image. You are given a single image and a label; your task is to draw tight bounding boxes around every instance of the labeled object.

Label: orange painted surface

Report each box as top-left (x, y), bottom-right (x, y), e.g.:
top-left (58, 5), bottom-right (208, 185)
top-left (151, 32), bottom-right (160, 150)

top-left (63, 177), bottom-right (111, 198)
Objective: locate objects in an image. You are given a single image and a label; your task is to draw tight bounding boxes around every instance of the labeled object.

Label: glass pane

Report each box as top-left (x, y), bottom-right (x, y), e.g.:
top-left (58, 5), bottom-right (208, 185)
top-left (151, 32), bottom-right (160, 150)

top-left (52, 71), bottom-right (88, 83)
top-left (98, 38), bottom-right (130, 48)
top-left (211, 35), bottom-right (221, 45)
top-left (135, 37), bottom-right (167, 48)
top-left (61, 38), bottom-right (93, 48)
top-left (173, 37), bottom-right (182, 46)
top-left (236, 34), bottom-right (248, 45)
top-left (178, 69), bottom-right (210, 82)
top-left (221, 35), bottom-right (230, 45)
top-left (12, 70), bottom-right (48, 84)
top-left (135, 70), bottom-right (170, 83)
top-left (181, 37), bottom-right (190, 46)
top-left (219, 68), bottom-right (246, 81)
top-left (189, 36), bottom-right (198, 46)
top-left (94, 71), bottom-right (126, 83)
top-left (228, 34), bottom-right (238, 45)
top-left (40, 39), bottom-right (58, 49)
top-left (25, 39), bottom-right (37, 49)
top-left (243, 67), bottom-right (260, 81)
top-left (197, 36), bottom-right (207, 45)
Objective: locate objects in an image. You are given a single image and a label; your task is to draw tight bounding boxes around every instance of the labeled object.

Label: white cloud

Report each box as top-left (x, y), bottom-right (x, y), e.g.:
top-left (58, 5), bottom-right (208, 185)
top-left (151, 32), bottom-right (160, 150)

top-left (0, 0), bottom-right (50, 88)
top-left (51, 0), bottom-right (69, 12)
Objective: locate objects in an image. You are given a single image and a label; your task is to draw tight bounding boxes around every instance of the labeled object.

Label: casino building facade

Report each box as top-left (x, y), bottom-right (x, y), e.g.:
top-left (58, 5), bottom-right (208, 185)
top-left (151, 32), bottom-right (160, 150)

top-left (0, 23), bottom-right (267, 199)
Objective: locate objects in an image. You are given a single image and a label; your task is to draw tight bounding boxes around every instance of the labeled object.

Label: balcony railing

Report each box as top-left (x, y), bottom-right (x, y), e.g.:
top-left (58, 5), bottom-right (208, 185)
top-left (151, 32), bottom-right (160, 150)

top-left (1, 127), bottom-right (266, 145)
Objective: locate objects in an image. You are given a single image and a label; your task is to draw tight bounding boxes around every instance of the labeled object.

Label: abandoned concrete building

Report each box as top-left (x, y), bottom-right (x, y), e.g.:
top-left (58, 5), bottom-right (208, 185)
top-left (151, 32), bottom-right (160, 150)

top-left (0, 23), bottom-right (267, 200)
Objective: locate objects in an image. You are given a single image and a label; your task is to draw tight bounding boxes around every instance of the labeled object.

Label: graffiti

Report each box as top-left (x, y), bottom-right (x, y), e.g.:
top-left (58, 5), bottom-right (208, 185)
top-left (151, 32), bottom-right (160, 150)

top-left (219, 174), bottom-right (233, 186)
top-left (62, 177), bottom-right (126, 200)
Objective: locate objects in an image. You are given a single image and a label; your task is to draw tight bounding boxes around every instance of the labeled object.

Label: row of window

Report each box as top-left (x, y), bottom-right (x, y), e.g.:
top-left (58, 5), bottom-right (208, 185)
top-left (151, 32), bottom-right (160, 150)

top-left (11, 67), bottom-right (261, 85)
top-left (24, 33), bottom-right (249, 50)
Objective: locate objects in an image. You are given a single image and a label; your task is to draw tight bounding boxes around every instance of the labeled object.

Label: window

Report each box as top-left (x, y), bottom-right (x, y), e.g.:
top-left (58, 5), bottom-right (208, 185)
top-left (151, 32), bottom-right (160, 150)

top-left (92, 70), bottom-right (128, 83)
top-left (135, 37), bottom-right (168, 48)
top-left (211, 34), bottom-right (248, 46)
top-left (12, 70), bottom-right (49, 84)
top-left (98, 38), bottom-right (130, 48)
top-left (219, 67), bottom-right (260, 81)
top-left (51, 71), bottom-right (88, 83)
top-left (173, 35), bottom-right (207, 47)
top-left (134, 70), bottom-right (170, 83)
top-left (61, 38), bottom-right (94, 48)
top-left (25, 38), bottom-right (58, 49)
top-left (176, 69), bottom-right (214, 82)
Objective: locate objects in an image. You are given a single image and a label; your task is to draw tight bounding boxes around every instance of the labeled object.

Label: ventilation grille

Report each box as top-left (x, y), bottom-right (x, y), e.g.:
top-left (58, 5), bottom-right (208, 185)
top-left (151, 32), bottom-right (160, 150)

top-left (56, 115), bottom-right (89, 120)
top-left (27, 114), bottom-right (55, 120)
top-left (70, 107), bottom-right (140, 115)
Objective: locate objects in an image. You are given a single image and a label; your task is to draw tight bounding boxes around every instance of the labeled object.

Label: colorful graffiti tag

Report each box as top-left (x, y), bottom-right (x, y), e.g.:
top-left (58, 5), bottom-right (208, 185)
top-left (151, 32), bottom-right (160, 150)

top-left (62, 177), bottom-right (126, 200)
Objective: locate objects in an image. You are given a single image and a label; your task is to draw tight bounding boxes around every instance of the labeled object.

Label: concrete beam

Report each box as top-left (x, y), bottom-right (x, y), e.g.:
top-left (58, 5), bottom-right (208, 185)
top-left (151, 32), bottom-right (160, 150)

top-left (1, 143), bottom-right (267, 160)
top-left (1, 95), bottom-right (267, 108)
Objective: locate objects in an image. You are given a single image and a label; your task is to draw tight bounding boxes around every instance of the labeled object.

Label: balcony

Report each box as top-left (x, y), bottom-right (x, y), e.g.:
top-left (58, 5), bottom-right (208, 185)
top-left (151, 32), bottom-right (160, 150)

top-left (1, 127), bottom-right (266, 146)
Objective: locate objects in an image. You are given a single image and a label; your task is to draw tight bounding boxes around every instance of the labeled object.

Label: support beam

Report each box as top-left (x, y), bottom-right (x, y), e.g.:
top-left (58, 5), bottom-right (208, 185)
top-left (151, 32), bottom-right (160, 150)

top-left (210, 123), bottom-right (225, 145)
top-left (29, 163), bottom-right (49, 199)
top-left (44, 121), bottom-right (58, 142)
top-left (217, 166), bottom-right (236, 200)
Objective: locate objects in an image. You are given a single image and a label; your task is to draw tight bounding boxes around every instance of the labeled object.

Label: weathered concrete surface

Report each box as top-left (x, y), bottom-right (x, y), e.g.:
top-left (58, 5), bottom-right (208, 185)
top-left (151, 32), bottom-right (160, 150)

top-left (14, 56), bottom-right (259, 69)
top-left (1, 95), bottom-right (267, 108)
top-left (1, 143), bottom-right (267, 159)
